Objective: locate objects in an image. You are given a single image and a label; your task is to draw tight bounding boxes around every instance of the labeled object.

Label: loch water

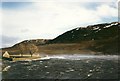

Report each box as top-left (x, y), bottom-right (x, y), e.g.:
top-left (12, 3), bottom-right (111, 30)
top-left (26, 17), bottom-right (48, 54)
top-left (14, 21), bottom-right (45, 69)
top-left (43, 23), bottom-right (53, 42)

top-left (2, 54), bottom-right (119, 79)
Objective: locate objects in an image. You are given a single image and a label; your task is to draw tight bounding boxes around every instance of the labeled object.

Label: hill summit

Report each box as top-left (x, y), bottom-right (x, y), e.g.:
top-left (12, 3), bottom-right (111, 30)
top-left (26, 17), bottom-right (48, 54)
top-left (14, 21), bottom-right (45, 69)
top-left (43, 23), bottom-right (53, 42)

top-left (50, 22), bottom-right (119, 43)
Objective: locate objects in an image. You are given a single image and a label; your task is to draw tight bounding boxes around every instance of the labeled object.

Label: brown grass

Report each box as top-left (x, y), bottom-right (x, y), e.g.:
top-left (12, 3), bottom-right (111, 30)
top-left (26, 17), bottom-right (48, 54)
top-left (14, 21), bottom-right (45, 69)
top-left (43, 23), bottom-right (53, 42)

top-left (1, 41), bottom-right (96, 55)
top-left (38, 41), bottom-right (96, 55)
top-left (12, 56), bottom-right (40, 61)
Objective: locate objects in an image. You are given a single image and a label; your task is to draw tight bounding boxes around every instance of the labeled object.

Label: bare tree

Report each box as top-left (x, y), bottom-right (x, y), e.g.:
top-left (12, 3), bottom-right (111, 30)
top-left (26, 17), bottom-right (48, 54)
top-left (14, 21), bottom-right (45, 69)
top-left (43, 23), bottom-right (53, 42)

top-left (17, 43), bottom-right (38, 57)
top-left (26, 44), bottom-right (38, 57)
top-left (17, 43), bottom-right (26, 57)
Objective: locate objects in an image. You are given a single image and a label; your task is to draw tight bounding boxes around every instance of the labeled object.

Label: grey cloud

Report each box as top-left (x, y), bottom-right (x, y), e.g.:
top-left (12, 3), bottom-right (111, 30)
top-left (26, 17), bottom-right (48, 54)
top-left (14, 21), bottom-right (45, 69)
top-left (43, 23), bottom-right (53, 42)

top-left (21, 29), bottom-right (30, 33)
top-left (0, 35), bottom-right (20, 48)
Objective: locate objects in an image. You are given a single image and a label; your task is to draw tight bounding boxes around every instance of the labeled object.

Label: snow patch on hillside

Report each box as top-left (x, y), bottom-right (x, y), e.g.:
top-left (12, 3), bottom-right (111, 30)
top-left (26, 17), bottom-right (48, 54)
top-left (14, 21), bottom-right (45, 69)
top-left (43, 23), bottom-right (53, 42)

top-left (76, 28), bottom-right (80, 30)
top-left (104, 22), bottom-right (118, 28)
top-left (93, 27), bottom-right (100, 30)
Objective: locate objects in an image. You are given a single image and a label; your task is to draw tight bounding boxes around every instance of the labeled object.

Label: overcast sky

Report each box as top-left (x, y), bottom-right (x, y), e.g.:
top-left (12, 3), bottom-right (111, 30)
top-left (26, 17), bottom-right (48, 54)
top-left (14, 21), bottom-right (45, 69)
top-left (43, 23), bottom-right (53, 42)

top-left (0, 0), bottom-right (119, 48)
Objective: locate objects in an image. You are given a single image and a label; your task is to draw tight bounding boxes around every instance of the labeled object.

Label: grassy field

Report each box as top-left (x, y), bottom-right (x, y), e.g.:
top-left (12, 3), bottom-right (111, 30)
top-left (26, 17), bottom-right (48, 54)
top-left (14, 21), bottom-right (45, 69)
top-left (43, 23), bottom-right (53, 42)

top-left (1, 42), bottom-right (97, 56)
top-left (12, 56), bottom-right (40, 61)
top-left (38, 42), bottom-right (96, 55)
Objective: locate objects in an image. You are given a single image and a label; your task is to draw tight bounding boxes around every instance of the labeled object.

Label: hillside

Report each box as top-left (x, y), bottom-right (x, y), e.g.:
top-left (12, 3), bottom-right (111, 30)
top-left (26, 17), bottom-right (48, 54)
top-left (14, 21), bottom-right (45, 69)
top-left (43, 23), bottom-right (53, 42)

top-left (1, 39), bottom-right (50, 55)
top-left (1, 22), bottom-right (119, 55)
top-left (49, 22), bottom-right (119, 54)
top-left (50, 22), bottom-right (119, 43)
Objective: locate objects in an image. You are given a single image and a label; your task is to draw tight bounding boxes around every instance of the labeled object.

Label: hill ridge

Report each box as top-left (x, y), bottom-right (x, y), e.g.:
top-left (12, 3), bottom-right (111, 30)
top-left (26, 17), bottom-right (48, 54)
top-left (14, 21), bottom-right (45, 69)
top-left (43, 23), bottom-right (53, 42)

top-left (1, 22), bottom-right (119, 55)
